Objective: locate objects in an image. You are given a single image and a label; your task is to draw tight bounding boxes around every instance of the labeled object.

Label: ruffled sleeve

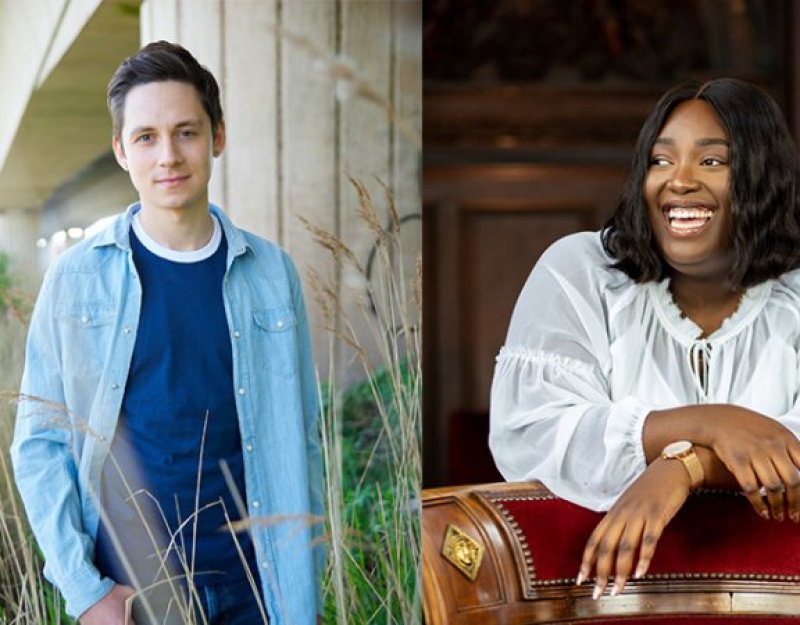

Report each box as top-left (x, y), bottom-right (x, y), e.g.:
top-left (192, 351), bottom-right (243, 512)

top-left (489, 232), bottom-right (653, 511)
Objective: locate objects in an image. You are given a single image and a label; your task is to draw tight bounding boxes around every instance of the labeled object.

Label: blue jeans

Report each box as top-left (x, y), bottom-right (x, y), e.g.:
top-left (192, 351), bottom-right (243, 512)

top-left (197, 576), bottom-right (268, 625)
top-left (130, 576), bottom-right (267, 625)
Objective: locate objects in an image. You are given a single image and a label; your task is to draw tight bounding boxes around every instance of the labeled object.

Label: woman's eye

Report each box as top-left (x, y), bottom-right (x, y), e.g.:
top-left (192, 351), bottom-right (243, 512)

top-left (701, 157), bottom-right (726, 166)
top-left (649, 156), bottom-right (670, 167)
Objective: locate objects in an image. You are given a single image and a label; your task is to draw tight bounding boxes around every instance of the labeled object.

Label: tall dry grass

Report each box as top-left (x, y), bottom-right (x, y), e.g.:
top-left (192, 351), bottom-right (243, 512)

top-left (0, 255), bottom-right (63, 624)
top-left (304, 177), bottom-right (421, 624)
top-left (0, 181), bottom-right (422, 624)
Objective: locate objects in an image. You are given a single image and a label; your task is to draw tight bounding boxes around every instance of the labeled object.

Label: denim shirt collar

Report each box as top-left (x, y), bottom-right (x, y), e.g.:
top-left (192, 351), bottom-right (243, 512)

top-left (91, 202), bottom-right (252, 261)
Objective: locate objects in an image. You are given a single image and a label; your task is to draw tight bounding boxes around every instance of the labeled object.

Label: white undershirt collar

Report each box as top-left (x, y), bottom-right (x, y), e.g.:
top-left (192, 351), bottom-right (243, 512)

top-left (132, 212), bottom-right (221, 263)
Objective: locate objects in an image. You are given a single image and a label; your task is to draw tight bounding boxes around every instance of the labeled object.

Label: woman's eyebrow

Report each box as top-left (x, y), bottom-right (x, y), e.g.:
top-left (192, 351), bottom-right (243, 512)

top-left (652, 137), bottom-right (729, 147)
top-left (696, 137), bottom-right (730, 147)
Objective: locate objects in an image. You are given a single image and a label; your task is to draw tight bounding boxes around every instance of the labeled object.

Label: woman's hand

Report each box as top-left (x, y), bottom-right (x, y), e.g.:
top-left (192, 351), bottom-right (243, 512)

top-left (577, 457), bottom-right (691, 599)
top-left (695, 408), bottom-right (800, 522)
top-left (645, 405), bottom-right (800, 522)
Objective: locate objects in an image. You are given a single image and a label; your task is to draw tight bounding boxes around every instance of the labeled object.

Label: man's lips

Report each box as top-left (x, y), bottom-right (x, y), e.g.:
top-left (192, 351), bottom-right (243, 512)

top-left (155, 174), bottom-right (190, 186)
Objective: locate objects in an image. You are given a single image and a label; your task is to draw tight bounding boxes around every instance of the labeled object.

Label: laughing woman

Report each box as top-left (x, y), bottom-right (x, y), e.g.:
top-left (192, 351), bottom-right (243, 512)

top-left (490, 78), bottom-right (800, 600)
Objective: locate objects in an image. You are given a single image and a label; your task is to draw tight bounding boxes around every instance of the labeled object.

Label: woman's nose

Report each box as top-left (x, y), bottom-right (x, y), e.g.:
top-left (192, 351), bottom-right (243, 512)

top-left (667, 161), bottom-right (700, 192)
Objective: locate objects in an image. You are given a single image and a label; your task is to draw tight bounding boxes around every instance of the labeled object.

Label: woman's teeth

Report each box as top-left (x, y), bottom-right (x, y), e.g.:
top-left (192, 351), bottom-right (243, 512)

top-left (667, 207), bottom-right (713, 231)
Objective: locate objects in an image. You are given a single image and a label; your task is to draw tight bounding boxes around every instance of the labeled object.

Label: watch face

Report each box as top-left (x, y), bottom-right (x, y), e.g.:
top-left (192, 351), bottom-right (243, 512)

top-left (663, 440), bottom-right (692, 457)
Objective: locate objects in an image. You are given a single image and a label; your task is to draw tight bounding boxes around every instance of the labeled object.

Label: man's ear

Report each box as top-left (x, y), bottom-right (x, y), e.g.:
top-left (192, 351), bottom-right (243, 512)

top-left (212, 119), bottom-right (226, 157)
top-left (112, 135), bottom-right (128, 171)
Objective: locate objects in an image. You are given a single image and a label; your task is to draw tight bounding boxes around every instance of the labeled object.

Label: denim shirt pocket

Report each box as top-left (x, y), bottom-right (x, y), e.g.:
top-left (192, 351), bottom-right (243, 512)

top-left (55, 301), bottom-right (116, 375)
top-left (252, 307), bottom-right (298, 376)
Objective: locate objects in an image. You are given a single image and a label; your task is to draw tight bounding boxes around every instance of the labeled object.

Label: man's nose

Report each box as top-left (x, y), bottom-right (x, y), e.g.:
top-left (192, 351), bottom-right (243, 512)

top-left (158, 138), bottom-right (182, 166)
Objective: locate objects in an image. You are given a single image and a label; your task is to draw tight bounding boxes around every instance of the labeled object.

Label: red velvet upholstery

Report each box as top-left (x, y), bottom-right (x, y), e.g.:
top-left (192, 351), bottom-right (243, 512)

top-left (423, 482), bottom-right (800, 624)
top-left (494, 490), bottom-right (800, 585)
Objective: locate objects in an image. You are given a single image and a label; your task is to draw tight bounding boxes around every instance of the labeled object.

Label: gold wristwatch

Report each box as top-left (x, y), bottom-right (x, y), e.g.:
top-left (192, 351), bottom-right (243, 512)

top-left (661, 440), bottom-right (704, 490)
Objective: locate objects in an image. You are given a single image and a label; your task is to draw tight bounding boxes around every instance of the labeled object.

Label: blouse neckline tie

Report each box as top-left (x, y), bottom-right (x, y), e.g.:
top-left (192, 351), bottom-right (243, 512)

top-left (688, 340), bottom-right (712, 402)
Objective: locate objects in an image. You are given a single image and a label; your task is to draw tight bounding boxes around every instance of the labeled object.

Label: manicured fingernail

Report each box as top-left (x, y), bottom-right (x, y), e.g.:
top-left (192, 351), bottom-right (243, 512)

top-left (576, 572), bottom-right (585, 585)
top-left (592, 585), bottom-right (602, 600)
top-left (760, 509), bottom-right (770, 520)
top-left (777, 513), bottom-right (785, 522)
top-left (610, 585), bottom-right (619, 597)
top-left (791, 512), bottom-right (799, 523)
top-left (634, 563), bottom-right (647, 579)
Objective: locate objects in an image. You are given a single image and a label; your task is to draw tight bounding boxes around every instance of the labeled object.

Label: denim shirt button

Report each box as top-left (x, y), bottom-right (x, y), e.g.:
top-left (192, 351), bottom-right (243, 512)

top-left (233, 330), bottom-right (241, 339)
top-left (111, 383), bottom-right (119, 390)
top-left (238, 387), bottom-right (246, 396)
top-left (124, 327), bottom-right (131, 334)
top-left (245, 443), bottom-right (254, 452)
top-left (81, 316), bottom-right (89, 324)
top-left (252, 500), bottom-right (260, 509)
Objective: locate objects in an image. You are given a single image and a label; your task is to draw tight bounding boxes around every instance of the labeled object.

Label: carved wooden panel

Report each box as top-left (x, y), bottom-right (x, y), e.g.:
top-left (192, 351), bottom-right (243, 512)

top-left (424, 163), bottom-right (626, 486)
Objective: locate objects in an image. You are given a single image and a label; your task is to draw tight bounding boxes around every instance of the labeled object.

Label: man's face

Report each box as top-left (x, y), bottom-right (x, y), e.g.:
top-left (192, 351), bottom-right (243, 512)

top-left (112, 80), bottom-right (225, 216)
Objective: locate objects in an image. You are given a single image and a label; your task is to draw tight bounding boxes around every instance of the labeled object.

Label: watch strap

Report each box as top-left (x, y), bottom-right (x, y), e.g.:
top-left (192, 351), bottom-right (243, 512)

top-left (678, 449), bottom-right (705, 490)
top-left (662, 444), bottom-right (705, 490)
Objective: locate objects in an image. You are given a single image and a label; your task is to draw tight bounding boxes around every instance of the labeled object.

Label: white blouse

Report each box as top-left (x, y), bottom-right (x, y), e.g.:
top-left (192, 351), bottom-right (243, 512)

top-left (490, 231), bottom-right (800, 512)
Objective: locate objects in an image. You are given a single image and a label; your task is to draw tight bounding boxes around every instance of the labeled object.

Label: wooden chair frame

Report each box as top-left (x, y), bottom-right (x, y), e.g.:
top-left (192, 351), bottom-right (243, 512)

top-left (423, 481), bottom-right (800, 624)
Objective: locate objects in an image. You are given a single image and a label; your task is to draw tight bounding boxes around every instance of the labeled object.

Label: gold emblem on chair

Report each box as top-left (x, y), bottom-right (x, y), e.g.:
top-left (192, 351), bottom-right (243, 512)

top-left (441, 523), bottom-right (484, 581)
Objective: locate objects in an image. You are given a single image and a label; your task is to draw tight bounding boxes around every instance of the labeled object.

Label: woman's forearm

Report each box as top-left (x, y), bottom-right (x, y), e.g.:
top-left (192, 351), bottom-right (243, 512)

top-left (643, 404), bottom-right (798, 494)
top-left (643, 404), bottom-right (753, 490)
top-left (642, 404), bottom-right (759, 462)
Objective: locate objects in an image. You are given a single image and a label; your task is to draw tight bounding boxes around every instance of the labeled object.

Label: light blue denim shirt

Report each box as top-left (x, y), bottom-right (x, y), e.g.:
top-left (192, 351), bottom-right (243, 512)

top-left (11, 204), bottom-right (324, 624)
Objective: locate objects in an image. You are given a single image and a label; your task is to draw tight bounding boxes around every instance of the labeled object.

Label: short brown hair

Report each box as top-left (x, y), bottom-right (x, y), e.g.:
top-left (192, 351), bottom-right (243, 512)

top-left (107, 40), bottom-right (223, 139)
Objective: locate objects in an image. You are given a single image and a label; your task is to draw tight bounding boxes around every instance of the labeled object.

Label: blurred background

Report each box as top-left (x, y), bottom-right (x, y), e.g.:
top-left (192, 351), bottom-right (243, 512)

top-left (0, 2), bottom-right (422, 622)
top-left (423, 0), bottom-right (797, 487)
top-left (0, 0), bottom-right (421, 380)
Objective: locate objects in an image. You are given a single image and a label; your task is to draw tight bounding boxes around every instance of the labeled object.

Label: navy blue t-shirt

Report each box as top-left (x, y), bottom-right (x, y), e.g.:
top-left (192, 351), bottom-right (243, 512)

top-left (95, 216), bottom-right (257, 588)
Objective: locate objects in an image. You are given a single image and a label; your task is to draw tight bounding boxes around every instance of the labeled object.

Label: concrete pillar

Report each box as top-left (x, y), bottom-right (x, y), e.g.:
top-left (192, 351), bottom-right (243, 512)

top-left (0, 208), bottom-right (42, 290)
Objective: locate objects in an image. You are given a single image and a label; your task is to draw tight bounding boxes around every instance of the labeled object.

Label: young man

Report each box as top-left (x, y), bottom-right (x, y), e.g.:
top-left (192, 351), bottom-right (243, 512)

top-left (11, 42), bottom-right (323, 625)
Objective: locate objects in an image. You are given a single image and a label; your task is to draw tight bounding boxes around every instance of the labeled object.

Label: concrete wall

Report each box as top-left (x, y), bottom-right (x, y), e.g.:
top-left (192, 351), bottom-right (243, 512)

top-left (140, 0), bottom-right (422, 379)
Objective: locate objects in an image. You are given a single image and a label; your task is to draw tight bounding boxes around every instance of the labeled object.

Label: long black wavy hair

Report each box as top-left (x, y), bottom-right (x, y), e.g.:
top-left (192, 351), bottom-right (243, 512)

top-left (602, 78), bottom-right (800, 288)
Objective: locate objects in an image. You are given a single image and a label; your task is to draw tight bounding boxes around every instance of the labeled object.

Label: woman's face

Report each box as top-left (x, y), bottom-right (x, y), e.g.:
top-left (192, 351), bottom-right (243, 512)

top-left (645, 99), bottom-right (732, 282)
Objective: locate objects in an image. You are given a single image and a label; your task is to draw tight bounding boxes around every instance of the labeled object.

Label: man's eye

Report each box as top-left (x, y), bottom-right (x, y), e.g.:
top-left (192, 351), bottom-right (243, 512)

top-left (180, 130), bottom-right (197, 138)
top-left (136, 134), bottom-right (152, 143)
